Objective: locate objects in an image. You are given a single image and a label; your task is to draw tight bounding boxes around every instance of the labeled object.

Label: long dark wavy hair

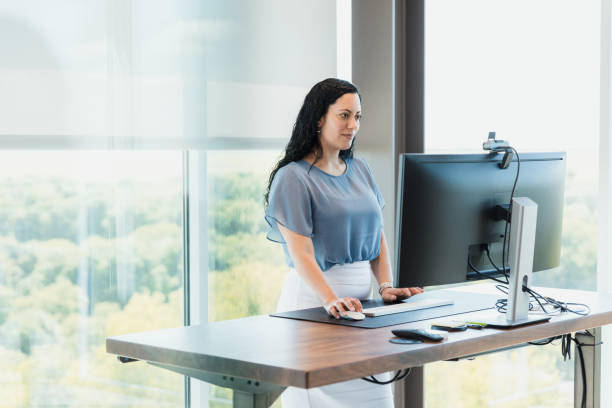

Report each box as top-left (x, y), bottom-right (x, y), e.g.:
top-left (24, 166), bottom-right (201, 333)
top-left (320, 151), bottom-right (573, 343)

top-left (264, 78), bottom-right (360, 207)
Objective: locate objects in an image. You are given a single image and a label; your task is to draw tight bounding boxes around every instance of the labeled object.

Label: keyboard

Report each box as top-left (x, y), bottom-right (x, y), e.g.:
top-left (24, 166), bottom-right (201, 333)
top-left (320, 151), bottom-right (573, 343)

top-left (362, 298), bottom-right (454, 317)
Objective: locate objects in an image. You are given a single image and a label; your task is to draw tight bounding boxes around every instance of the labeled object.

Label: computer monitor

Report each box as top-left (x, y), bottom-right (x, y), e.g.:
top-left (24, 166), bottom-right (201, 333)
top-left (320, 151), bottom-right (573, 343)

top-left (395, 152), bottom-right (566, 289)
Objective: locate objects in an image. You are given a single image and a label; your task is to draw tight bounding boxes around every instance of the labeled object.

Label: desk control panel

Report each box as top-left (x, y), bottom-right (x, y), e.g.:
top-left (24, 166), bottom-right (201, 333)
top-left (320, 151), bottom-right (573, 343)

top-left (363, 298), bottom-right (454, 317)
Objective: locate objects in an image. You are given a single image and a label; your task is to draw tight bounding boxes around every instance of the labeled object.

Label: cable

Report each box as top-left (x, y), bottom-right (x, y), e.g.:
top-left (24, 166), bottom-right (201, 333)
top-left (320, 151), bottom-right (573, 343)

top-left (560, 334), bottom-right (587, 408)
top-left (561, 334), bottom-right (585, 408)
top-left (485, 245), bottom-right (507, 282)
top-left (524, 286), bottom-right (591, 316)
top-left (529, 332), bottom-right (602, 408)
top-left (501, 147), bottom-right (520, 281)
top-left (561, 333), bottom-right (572, 361)
top-left (575, 337), bottom-right (587, 408)
top-left (468, 259), bottom-right (508, 285)
top-left (482, 147), bottom-right (590, 319)
top-left (523, 286), bottom-right (549, 314)
top-left (493, 284), bottom-right (590, 317)
top-left (527, 335), bottom-right (562, 346)
top-left (486, 142), bottom-right (595, 407)
top-left (362, 368), bottom-right (411, 385)
top-left (362, 370), bottom-right (399, 384)
top-left (494, 296), bottom-right (536, 314)
top-left (495, 284), bottom-right (509, 294)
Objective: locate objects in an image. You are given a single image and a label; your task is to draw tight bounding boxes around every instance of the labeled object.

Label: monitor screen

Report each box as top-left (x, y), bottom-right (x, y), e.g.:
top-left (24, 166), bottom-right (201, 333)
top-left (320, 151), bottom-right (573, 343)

top-left (395, 152), bottom-right (566, 288)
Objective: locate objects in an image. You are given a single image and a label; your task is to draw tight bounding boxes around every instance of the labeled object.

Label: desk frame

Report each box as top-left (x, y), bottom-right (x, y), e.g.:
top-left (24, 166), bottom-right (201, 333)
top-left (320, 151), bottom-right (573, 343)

top-left (116, 330), bottom-right (601, 408)
top-left (107, 287), bottom-right (611, 408)
top-left (399, 327), bottom-right (602, 408)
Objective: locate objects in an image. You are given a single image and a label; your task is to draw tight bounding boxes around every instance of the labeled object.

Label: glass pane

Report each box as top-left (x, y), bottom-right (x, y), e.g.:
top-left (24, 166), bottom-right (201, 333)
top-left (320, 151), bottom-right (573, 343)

top-left (0, 151), bottom-right (184, 407)
top-left (207, 150), bottom-right (287, 321)
top-left (425, 0), bottom-right (599, 406)
top-left (0, 1), bottom-right (200, 142)
top-left (425, 346), bottom-right (573, 407)
top-left (0, 1), bottom-right (337, 146)
top-left (201, 0), bottom-right (337, 141)
top-left (206, 150), bottom-right (286, 406)
top-left (198, 1), bottom-right (341, 405)
top-left (425, 0), bottom-right (599, 289)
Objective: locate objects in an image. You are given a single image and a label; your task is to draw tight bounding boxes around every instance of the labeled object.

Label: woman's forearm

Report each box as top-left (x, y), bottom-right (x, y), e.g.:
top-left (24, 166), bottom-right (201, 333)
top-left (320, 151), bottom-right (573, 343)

top-left (292, 252), bottom-right (338, 304)
top-left (371, 230), bottom-right (424, 302)
top-left (277, 222), bottom-right (338, 304)
top-left (370, 230), bottom-right (394, 285)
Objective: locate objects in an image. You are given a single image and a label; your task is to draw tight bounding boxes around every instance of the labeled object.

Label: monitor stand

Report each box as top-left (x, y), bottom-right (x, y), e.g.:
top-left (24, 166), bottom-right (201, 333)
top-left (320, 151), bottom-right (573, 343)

top-left (480, 313), bottom-right (551, 328)
top-left (481, 197), bottom-right (551, 328)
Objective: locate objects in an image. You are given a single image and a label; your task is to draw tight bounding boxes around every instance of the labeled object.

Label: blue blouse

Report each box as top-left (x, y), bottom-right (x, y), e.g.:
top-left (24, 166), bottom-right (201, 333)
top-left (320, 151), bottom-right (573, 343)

top-left (265, 157), bottom-right (385, 271)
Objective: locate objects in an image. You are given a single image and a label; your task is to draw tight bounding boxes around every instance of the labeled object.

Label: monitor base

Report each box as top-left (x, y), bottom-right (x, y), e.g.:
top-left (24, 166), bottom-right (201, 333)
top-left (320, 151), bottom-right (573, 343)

top-left (480, 314), bottom-right (551, 328)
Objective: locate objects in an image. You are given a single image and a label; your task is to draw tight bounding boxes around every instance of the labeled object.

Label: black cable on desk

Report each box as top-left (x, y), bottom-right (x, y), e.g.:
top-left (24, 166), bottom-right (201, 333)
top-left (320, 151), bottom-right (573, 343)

top-left (523, 286), bottom-right (591, 316)
top-left (493, 284), bottom-right (536, 314)
top-left (487, 276), bottom-right (591, 317)
top-left (362, 368), bottom-right (411, 385)
top-left (527, 336), bottom-right (562, 346)
top-left (523, 286), bottom-right (549, 314)
top-left (468, 259), bottom-right (508, 285)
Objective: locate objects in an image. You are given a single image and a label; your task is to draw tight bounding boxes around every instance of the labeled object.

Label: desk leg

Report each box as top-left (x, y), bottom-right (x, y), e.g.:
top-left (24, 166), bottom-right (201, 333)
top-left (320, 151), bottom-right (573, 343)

top-left (395, 366), bottom-right (424, 408)
top-left (574, 328), bottom-right (601, 408)
top-left (148, 362), bottom-right (285, 408)
top-left (233, 389), bottom-right (284, 408)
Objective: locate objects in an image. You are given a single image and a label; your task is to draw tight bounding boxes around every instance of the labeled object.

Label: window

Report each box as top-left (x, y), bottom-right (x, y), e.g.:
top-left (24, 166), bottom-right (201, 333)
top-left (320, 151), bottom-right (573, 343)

top-left (2, 1), bottom-right (348, 406)
top-left (206, 151), bottom-right (287, 323)
top-left (424, 1), bottom-right (600, 405)
top-left (0, 151), bottom-right (184, 406)
top-left (189, 0), bottom-right (346, 400)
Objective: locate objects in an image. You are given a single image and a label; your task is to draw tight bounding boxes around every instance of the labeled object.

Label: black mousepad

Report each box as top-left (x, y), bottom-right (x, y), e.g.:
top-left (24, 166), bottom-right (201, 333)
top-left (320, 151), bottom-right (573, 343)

top-left (270, 290), bottom-right (500, 328)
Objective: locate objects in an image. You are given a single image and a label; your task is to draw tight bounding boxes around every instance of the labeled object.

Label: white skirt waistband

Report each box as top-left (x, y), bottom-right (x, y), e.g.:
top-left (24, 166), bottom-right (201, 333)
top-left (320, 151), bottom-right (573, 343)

top-left (321, 261), bottom-right (371, 286)
top-left (277, 261), bottom-right (373, 313)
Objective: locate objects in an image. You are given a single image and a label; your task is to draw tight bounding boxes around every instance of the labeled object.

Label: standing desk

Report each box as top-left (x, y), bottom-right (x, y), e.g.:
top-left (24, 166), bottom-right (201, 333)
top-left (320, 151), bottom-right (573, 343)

top-left (107, 286), bottom-right (612, 408)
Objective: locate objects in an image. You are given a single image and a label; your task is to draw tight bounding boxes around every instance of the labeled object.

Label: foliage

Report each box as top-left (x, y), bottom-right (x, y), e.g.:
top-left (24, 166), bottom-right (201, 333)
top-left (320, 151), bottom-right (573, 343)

top-left (426, 345), bottom-right (572, 407)
top-left (533, 169), bottom-right (597, 290)
top-left (0, 164), bottom-right (598, 407)
top-left (209, 232), bottom-right (285, 271)
top-left (210, 261), bottom-right (286, 322)
top-left (0, 171), bottom-right (286, 407)
top-left (0, 177), bottom-right (180, 243)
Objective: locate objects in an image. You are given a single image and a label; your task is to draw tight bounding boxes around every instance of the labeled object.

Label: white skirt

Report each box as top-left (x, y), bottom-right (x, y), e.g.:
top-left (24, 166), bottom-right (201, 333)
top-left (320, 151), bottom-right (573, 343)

top-left (276, 261), bottom-right (394, 408)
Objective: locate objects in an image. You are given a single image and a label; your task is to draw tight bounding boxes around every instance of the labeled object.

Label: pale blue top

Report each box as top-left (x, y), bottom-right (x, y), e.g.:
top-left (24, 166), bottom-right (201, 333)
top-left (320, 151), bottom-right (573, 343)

top-left (265, 157), bottom-right (385, 271)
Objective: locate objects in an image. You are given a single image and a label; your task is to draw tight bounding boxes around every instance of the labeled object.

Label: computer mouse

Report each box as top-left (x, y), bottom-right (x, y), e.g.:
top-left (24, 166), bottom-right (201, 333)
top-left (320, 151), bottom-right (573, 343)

top-left (340, 311), bottom-right (366, 321)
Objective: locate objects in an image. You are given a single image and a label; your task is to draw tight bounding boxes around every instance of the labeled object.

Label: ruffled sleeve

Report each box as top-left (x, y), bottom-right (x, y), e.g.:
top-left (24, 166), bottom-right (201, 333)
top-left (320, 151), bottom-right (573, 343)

top-left (374, 183), bottom-right (385, 210)
top-left (362, 159), bottom-right (386, 210)
top-left (265, 165), bottom-right (313, 243)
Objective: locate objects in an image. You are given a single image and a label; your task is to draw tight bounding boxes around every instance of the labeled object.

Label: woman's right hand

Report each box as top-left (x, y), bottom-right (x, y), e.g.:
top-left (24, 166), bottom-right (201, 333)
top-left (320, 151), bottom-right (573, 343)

top-left (323, 297), bottom-right (363, 319)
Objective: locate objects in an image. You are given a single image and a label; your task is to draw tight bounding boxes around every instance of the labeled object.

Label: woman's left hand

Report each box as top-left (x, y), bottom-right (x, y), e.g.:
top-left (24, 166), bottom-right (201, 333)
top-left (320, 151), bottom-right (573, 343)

top-left (381, 287), bottom-right (424, 303)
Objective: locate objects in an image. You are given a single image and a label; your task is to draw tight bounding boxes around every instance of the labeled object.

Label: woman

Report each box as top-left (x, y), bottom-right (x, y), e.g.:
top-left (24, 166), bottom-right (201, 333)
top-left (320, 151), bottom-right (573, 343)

top-left (264, 78), bottom-right (423, 408)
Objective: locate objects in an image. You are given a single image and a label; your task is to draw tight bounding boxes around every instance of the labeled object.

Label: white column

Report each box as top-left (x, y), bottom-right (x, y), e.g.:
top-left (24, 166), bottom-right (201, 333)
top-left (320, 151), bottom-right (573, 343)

top-left (188, 150), bottom-right (210, 407)
top-left (353, 1), bottom-right (420, 406)
top-left (336, 0), bottom-right (352, 82)
top-left (352, 0), bottom-right (395, 260)
top-left (598, 1), bottom-right (612, 406)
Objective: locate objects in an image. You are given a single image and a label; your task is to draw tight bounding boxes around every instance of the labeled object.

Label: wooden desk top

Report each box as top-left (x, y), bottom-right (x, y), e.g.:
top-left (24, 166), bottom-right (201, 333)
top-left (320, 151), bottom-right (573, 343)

top-left (106, 285), bottom-right (612, 389)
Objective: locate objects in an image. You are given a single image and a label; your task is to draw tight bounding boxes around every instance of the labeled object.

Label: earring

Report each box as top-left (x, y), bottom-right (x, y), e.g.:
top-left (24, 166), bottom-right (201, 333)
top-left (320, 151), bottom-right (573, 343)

top-left (316, 129), bottom-right (321, 134)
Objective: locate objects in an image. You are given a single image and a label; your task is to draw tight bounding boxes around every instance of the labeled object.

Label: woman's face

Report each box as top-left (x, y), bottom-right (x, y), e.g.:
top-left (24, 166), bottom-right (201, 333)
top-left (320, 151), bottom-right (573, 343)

top-left (318, 92), bottom-right (361, 153)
